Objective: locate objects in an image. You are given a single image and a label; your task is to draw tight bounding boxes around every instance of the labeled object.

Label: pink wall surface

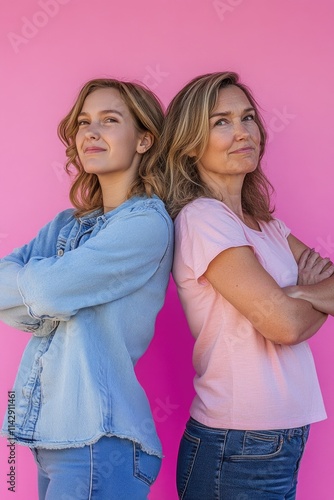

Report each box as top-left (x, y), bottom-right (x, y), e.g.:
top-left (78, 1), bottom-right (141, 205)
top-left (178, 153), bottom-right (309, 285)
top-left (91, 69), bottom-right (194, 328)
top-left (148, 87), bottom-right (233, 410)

top-left (1, 0), bottom-right (333, 498)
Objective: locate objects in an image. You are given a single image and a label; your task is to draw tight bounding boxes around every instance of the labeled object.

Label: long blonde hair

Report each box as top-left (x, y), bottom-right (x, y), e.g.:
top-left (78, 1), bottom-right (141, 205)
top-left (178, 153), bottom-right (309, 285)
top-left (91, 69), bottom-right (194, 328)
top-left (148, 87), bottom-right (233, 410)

top-left (58, 78), bottom-right (165, 217)
top-left (156, 72), bottom-right (274, 220)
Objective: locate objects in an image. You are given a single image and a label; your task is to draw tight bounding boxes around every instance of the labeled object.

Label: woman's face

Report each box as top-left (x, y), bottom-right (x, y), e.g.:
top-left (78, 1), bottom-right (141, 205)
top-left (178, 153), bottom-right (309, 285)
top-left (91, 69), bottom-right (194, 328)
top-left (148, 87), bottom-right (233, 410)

top-left (196, 85), bottom-right (261, 186)
top-left (75, 88), bottom-right (145, 179)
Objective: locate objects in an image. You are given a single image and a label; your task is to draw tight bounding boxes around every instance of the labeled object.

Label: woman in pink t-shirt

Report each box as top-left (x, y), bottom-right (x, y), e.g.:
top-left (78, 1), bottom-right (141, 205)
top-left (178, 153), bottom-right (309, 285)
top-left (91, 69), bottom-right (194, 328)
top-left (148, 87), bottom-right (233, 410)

top-left (157, 72), bottom-right (334, 499)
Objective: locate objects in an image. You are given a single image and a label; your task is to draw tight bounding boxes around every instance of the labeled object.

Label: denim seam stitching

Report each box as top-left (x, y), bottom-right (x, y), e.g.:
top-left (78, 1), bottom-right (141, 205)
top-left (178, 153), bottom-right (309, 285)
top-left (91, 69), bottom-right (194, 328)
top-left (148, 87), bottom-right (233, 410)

top-left (217, 432), bottom-right (227, 499)
top-left (133, 442), bottom-right (156, 486)
top-left (230, 435), bottom-right (284, 461)
top-left (293, 431), bottom-right (308, 479)
top-left (88, 444), bottom-right (93, 499)
top-left (180, 431), bottom-right (201, 499)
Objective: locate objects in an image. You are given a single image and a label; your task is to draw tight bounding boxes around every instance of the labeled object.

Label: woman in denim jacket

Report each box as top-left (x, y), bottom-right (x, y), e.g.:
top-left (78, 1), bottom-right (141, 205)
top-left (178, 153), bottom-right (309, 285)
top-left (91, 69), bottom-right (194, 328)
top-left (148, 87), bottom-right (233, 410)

top-left (0, 79), bottom-right (173, 499)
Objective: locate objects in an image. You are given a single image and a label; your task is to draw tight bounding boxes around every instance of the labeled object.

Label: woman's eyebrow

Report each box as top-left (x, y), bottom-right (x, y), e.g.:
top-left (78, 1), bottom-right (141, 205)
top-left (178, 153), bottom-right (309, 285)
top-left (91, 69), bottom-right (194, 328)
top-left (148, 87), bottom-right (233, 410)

top-left (210, 107), bottom-right (255, 119)
top-left (78, 109), bottom-right (124, 117)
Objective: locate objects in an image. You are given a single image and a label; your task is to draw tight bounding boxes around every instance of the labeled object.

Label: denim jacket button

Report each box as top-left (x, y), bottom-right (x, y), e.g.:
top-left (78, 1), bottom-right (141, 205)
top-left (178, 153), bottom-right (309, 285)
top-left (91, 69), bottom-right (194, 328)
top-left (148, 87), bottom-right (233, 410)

top-left (57, 249), bottom-right (64, 257)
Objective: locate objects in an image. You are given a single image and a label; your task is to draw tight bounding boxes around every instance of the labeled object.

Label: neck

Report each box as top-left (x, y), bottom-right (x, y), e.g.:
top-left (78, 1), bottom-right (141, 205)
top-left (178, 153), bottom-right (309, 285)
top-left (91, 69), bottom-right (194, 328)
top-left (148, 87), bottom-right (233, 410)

top-left (222, 193), bottom-right (243, 218)
top-left (98, 171), bottom-right (136, 213)
top-left (200, 171), bottom-right (259, 228)
top-left (202, 171), bottom-right (245, 217)
top-left (214, 179), bottom-right (260, 230)
top-left (222, 192), bottom-right (259, 230)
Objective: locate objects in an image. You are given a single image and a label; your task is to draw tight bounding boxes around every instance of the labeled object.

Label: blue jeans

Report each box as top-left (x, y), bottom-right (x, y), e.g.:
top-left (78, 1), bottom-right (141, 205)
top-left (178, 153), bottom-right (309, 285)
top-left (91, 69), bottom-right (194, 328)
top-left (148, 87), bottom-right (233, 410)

top-left (177, 418), bottom-right (310, 499)
top-left (31, 436), bottom-right (161, 499)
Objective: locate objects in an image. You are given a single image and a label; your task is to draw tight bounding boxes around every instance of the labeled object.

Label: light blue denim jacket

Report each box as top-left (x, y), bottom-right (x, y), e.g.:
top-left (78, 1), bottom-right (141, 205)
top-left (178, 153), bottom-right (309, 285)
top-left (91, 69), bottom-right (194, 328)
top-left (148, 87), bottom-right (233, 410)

top-left (0, 195), bottom-right (173, 457)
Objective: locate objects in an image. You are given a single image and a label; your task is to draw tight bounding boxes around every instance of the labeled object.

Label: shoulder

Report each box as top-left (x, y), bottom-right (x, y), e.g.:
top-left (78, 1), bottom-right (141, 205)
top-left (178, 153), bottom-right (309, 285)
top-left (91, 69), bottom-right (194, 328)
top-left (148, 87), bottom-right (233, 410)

top-left (116, 196), bottom-right (173, 229)
top-left (105, 196), bottom-right (173, 245)
top-left (174, 198), bottom-right (251, 265)
top-left (175, 198), bottom-right (242, 235)
top-left (264, 217), bottom-right (291, 239)
top-left (129, 195), bottom-right (170, 216)
top-left (51, 208), bottom-right (76, 223)
top-left (177, 197), bottom-right (237, 220)
top-left (36, 208), bottom-right (76, 234)
top-left (177, 197), bottom-right (223, 218)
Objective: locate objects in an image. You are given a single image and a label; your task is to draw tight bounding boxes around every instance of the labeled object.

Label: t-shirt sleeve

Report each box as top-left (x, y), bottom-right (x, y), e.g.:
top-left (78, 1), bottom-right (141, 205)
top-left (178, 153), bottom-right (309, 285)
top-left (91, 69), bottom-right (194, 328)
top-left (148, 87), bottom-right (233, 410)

top-left (175, 200), bottom-right (254, 280)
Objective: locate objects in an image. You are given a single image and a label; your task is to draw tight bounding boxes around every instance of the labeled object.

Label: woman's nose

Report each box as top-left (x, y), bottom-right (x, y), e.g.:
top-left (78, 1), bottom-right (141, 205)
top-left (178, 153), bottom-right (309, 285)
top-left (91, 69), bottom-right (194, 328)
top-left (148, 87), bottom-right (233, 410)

top-left (84, 123), bottom-right (100, 139)
top-left (234, 121), bottom-right (250, 139)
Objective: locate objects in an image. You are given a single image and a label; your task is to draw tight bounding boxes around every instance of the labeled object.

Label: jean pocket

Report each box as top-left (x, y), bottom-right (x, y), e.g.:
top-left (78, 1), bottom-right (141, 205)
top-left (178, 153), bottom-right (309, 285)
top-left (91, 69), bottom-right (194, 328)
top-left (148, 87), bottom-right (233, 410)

top-left (133, 442), bottom-right (161, 486)
top-left (177, 430), bottom-right (201, 499)
top-left (230, 431), bottom-right (283, 461)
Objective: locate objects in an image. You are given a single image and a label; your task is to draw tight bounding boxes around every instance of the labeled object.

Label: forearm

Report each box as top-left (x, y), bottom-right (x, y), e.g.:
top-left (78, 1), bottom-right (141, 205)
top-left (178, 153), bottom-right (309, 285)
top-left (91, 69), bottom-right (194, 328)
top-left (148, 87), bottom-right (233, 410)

top-left (283, 298), bottom-right (328, 344)
top-left (16, 209), bottom-right (170, 320)
top-left (0, 306), bottom-right (58, 336)
top-left (0, 210), bottom-right (76, 331)
top-left (0, 261), bottom-right (58, 335)
top-left (284, 276), bottom-right (334, 315)
top-left (255, 291), bottom-right (328, 345)
top-left (0, 261), bottom-right (28, 310)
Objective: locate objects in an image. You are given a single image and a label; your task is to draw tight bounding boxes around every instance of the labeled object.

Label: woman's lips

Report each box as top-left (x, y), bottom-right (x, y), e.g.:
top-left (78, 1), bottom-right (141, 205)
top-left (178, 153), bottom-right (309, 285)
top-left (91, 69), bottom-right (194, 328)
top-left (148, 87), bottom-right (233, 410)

top-left (84, 147), bottom-right (106, 153)
top-left (230, 146), bottom-right (254, 154)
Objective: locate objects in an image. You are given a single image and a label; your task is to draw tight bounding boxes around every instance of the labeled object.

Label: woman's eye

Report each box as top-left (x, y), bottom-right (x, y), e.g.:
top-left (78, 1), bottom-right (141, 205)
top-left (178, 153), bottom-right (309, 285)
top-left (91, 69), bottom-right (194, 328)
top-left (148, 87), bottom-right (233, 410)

top-left (105, 117), bottom-right (117, 123)
top-left (78, 120), bottom-right (89, 126)
top-left (215, 119), bottom-right (228, 126)
top-left (244, 114), bottom-right (255, 121)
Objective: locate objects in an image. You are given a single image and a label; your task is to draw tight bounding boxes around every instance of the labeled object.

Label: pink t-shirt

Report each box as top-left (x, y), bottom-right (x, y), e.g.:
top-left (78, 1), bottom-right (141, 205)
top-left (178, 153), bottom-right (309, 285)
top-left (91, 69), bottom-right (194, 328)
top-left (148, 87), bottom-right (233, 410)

top-left (173, 198), bottom-right (326, 430)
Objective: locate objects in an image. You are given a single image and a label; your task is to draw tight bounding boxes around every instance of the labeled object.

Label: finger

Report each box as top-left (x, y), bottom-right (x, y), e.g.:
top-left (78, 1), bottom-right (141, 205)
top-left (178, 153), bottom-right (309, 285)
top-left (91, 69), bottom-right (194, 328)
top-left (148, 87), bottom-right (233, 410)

top-left (320, 264), bottom-right (334, 279)
top-left (303, 251), bottom-right (321, 269)
top-left (321, 260), bottom-right (334, 271)
top-left (298, 248), bottom-right (313, 269)
top-left (308, 251), bottom-right (321, 267)
top-left (311, 257), bottom-right (331, 273)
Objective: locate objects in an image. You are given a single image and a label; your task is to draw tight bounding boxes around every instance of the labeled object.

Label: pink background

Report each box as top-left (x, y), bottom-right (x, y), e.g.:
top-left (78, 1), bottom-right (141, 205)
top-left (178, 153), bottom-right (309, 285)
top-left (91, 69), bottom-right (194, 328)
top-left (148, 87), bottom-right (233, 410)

top-left (1, 0), bottom-right (333, 498)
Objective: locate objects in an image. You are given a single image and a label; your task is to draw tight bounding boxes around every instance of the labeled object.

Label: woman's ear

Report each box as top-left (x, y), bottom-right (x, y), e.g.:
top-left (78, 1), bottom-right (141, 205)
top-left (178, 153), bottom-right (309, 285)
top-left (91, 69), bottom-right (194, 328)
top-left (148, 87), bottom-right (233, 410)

top-left (137, 132), bottom-right (154, 154)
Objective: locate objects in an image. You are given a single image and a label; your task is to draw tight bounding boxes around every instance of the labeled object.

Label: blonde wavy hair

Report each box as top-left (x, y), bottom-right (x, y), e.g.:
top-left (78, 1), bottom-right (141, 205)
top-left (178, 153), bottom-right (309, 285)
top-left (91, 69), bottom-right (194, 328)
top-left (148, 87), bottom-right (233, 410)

top-left (58, 78), bottom-right (165, 217)
top-left (155, 72), bottom-right (274, 220)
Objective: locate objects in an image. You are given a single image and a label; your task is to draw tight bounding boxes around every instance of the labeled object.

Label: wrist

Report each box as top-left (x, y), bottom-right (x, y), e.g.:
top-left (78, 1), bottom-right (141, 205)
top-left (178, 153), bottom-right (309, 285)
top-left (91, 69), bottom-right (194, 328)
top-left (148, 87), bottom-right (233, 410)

top-left (283, 285), bottom-right (303, 299)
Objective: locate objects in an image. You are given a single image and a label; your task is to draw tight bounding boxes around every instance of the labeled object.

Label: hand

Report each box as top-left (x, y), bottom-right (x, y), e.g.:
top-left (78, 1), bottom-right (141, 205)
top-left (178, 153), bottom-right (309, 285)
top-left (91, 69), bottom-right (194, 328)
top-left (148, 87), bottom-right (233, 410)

top-left (297, 248), bottom-right (334, 285)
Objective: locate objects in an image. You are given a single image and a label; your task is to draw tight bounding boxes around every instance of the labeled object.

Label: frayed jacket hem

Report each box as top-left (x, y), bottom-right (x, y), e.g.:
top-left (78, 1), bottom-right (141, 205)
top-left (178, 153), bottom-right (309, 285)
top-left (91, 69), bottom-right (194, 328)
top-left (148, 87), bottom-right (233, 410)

top-left (0, 430), bottom-right (163, 458)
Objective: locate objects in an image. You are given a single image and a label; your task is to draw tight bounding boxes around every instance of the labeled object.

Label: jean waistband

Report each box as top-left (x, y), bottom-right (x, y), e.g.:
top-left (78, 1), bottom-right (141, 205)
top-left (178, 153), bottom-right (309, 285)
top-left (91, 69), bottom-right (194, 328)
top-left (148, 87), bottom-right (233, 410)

top-left (187, 417), bottom-right (310, 438)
